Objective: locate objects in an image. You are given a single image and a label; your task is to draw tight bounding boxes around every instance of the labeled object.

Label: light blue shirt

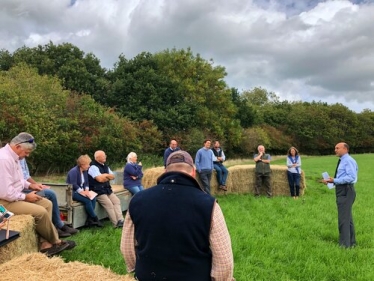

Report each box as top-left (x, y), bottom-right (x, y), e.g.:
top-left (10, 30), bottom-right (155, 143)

top-left (88, 165), bottom-right (114, 178)
top-left (334, 153), bottom-right (358, 185)
top-left (20, 159), bottom-right (30, 180)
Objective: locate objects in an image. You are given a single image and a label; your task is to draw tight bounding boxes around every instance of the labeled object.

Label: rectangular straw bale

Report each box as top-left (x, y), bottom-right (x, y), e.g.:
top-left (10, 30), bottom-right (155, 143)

top-left (210, 164), bottom-right (306, 196)
top-left (0, 214), bottom-right (38, 264)
top-left (140, 164), bottom-right (305, 196)
top-left (224, 164), bottom-right (255, 194)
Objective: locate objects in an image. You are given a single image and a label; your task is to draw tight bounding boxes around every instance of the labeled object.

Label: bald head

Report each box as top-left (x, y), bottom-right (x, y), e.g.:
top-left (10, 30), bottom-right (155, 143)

top-left (335, 142), bottom-right (349, 157)
top-left (94, 150), bottom-right (107, 164)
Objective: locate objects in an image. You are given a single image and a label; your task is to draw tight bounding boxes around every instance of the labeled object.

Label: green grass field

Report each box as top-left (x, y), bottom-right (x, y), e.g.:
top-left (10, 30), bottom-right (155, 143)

top-left (60, 154), bottom-right (374, 281)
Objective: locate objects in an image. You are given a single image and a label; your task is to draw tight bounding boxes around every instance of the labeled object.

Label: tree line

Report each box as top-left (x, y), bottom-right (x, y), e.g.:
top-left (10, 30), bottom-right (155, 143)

top-left (1, 42), bottom-right (373, 172)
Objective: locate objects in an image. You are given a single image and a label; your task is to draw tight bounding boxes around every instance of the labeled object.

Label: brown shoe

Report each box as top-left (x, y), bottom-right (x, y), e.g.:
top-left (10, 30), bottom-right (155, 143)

top-left (40, 241), bottom-right (70, 257)
top-left (219, 185), bottom-right (228, 191)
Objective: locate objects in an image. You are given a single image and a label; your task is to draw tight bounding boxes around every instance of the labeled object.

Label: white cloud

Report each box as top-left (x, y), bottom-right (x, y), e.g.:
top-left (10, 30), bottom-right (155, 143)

top-left (0, 0), bottom-right (373, 112)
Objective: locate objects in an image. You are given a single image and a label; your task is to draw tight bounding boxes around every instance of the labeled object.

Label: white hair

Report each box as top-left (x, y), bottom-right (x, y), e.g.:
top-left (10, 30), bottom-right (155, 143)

top-left (10, 132), bottom-right (36, 150)
top-left (126, 152), bottom-right (137, 163)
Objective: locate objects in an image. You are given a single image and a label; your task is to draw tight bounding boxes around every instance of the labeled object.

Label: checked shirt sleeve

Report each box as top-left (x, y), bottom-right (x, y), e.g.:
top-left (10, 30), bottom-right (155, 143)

top-left (120, 210), bottom-right (136, 273)
top-left (210, 202), bottom-right (235, 281)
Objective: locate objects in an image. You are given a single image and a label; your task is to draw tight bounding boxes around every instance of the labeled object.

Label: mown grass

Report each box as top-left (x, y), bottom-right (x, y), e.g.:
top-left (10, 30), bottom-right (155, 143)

top-left (58, 154), bottom-right (374, 280)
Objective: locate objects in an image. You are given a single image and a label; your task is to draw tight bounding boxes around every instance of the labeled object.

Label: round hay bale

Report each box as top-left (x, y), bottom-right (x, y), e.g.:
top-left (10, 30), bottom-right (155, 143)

top-left (0, 252), bottom-right (135, 281)
top-left (0, 214), bottom-right (38, 264)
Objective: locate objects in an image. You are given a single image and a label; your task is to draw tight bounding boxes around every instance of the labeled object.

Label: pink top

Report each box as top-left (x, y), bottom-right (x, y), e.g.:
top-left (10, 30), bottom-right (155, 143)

top-left (0, 144), bottom-right (30, 201)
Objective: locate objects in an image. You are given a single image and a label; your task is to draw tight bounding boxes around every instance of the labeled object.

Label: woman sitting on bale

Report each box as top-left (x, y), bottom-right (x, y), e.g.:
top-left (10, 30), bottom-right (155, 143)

top-left (66, 155), bottom-right (103, 227)
top-left (123, 152), bottom-right (144, 195)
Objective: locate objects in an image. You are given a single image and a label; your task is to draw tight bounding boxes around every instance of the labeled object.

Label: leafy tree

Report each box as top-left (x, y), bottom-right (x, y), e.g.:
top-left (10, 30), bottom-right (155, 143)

top-left (356, 110), bottom-right (374, 152)
top-left (108, 48), bottom-right (242, 152)
top-left (1, 42), bottom-right (109, 101)
top-left (0, 64), bottom-right (140, 172)
top-left (231, 88), bottom-right (256, 128)
top-left (0, 49), bottom-right (14, 71)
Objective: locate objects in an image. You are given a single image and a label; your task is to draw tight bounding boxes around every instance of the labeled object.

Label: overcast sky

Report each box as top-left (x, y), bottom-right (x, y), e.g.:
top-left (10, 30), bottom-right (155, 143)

top-left (1, 0), bottom-right (373, 112)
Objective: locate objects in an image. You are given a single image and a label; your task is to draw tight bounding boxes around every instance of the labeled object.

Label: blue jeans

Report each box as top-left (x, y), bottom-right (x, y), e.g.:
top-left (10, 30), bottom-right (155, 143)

top-left (73, 192), bottom-right (97, 218)
top-left (23, 188), bottom-right (64, 229)
top-left (43, 189), bottom-right (64, 229)
top-left (214, 163), bottom-right (228, 185)
top-left (287, 171), bottom-right (301, 197)
top-left (126, 185), bottom-right (144, 196)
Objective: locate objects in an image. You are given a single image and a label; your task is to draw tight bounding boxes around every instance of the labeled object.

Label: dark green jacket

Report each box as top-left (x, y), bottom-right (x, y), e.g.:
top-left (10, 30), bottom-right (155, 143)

top-left (254, 153), bottom-right (271, 174)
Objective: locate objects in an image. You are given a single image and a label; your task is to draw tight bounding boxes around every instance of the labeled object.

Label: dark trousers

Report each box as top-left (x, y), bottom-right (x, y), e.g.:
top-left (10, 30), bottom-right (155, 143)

top-left (255, 173), bottom-right (272, 197)
top-left (287, 171), bottom-right (301, 197)
top-left (198, 170), bottom-right (212, 194)
top-left (335, 184), bottom-right (356, 247)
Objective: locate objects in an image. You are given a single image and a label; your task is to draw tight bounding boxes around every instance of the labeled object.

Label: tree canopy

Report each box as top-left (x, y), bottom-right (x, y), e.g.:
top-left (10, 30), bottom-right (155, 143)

top-left (1, 42), bottom-right (373, 172)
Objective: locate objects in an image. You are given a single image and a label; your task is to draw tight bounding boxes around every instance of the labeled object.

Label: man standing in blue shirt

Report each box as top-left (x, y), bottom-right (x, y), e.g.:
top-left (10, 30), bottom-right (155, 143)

top-left (323, 142), bottom-right (358, 248)
top-left (195, 139), bottom-right (214, 194)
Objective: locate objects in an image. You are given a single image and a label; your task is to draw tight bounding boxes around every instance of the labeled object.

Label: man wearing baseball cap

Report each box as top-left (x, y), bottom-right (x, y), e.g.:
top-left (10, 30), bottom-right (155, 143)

top-left (121, 150), bottom-right (235, 281)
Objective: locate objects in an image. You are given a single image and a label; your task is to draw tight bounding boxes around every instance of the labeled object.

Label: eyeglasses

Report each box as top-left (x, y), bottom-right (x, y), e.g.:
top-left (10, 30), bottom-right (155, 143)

top-left (16, 138), bottom-right (34, 145)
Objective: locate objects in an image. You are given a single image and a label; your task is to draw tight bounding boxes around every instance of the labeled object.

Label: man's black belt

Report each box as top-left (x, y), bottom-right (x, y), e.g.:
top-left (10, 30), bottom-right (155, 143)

top-left (335, 184), bottom-right (354, 188)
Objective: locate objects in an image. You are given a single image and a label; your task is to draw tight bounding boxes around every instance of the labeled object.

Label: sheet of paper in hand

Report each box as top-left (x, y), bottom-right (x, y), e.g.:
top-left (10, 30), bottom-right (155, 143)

top-left (322, 172), bottom-right (334, 189)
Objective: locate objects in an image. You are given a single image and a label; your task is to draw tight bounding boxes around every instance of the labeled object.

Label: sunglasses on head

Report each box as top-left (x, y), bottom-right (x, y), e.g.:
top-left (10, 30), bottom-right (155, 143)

top-left (16, 138), bottom-right (34, 145)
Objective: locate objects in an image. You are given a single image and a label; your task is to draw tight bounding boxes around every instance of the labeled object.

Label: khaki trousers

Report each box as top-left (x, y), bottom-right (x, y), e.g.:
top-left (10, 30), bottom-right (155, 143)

top-left (0, 198), bottom-right (59, 245)
top-left (96, 193), bottom-right (124, 226)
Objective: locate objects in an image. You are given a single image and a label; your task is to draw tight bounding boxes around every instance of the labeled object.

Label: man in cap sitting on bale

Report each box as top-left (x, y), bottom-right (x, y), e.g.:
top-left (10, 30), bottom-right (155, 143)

top-left (121, 150), bottom-right (235, 281)
top-left (0, 132), bottom-right (75, 256)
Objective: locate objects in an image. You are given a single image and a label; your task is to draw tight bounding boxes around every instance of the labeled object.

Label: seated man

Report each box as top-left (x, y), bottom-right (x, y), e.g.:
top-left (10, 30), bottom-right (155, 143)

top-left (212, 140), bottom-right (229, 191)
top-left (20, 159), bottom-right (79, 237)
top-left (88, 150), bottom-right (124, 228)
top-left (0, 132), bottom-right (75, 256)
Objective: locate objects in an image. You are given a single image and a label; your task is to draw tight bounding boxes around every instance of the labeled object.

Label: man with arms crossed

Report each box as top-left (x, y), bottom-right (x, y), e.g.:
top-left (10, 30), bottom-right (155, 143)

top-left (88, 150), bottom-right (124, 228)
top-left (121, 150), bottom-right (235, 281)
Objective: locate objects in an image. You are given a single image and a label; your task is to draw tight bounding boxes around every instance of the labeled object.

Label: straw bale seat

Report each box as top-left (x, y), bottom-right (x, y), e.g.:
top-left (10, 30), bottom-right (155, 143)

top-left (141, 165), bottom-right (306, 196)
top-left (0, 214), bottom-right (38, 264)
top-left (1, 252), bottom-right (136, 281)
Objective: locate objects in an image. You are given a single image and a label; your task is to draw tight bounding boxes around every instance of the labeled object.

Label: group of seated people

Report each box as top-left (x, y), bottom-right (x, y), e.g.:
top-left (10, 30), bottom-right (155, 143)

top-left (0, 132), bottom-right (146, 256)
top-left (66, 150), bottom-right (145, 229)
